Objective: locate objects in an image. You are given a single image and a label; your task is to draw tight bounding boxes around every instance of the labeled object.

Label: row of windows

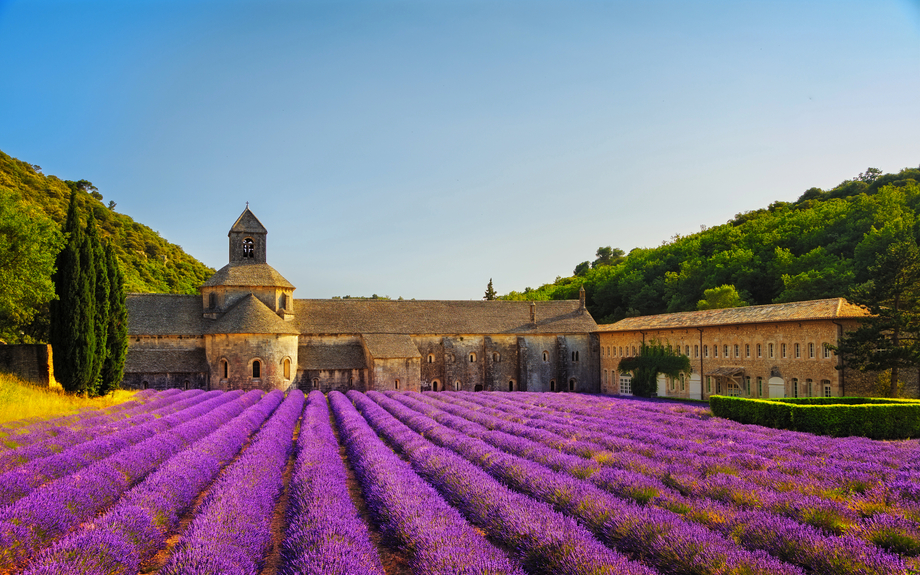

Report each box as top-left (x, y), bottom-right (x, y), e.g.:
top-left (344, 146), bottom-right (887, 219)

top-left (424, 351), bottom-right (583, 363)
top-left (601, 341), bottom-right (834, 360)
top-left (704, 376), bottom-right (833, 398)
top-left (218, 358), bottom-right (292, 380)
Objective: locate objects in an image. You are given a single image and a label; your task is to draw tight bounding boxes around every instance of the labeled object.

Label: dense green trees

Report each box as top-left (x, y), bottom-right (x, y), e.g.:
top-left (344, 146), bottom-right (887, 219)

top-left (50, 189), bottom-right (128, 396)
top-left (697, 285), bottom-right (748, 310)
top-left (501, 166), bottom-right (920, 324)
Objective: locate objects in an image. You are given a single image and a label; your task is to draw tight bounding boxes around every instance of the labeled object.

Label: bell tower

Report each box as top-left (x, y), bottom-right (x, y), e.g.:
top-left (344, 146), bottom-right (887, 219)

top-left (228, 205), bottom-right (267, 265)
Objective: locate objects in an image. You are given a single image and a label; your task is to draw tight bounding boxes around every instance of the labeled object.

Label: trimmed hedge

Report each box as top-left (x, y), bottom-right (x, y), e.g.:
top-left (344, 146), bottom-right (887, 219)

top-left (709, 396), bottom-right (920, 439)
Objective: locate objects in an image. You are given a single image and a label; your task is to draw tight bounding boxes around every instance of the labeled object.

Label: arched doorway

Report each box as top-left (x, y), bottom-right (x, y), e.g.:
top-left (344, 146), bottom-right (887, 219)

top-left (474, 384), bottom-right (483, 392)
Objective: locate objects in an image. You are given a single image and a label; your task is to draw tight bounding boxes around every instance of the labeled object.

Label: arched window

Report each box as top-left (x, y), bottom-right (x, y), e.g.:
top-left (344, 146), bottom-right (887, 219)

top-left (395, 379), bottom-right (400, 390)
top-left (220, 359), bottom-right (228, 379)
top-left (208, 292), bottom-right (216, 309)
top-left (550, 379), bottom-right (556, 392)
top-left (283, 358), bottom-right (291, 380)
top-left (792, 378), bottom-right (799, 397)
top-left (184, 379), bottom-right (190, 390)
top-left (312, 378), bottom-right (319, 389)
top-left (142, 381), bottom-right (149, 390)
top-left (252, 360), bottom-right (261, 379)
top-left (569, 378), bottom-right (576, 391)
top-left (432, 380), bottom-right (439, 391)
top-left (280, 293), bottom-right (287, 310)
top-left (542, 351), bottom-right (549, 362)
top-left (508, 380), bottom-right (515, 391)
top-left (427, 354), bottom-right (434, 364)
top-left (242, 237), bottom-right (254, 258)
top-left (454, 380), bottom-right (461, 391)
top-left (469, 352), bottom-right (476, 363)
top-left (493, 352), bottom-right (500, 362)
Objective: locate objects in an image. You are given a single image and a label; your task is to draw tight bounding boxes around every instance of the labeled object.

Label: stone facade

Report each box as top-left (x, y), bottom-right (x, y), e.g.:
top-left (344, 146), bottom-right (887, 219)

top-left (597, 299), bottom-right (878, 400)
top-left (125, 207), bottom-right (601, 394)
top-left (0, 344), bottom-right (53, 386)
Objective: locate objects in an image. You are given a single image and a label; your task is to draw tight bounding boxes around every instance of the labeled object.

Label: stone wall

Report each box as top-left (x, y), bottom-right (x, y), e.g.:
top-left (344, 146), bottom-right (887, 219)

top-left (205, 333), bottom-right (298, 392)
top-left (297, 368), bottom-right (367, 393)
top-left (122, 372), bottom-right (207, 391)
top-left (0, 344), bottom-right (52, 386)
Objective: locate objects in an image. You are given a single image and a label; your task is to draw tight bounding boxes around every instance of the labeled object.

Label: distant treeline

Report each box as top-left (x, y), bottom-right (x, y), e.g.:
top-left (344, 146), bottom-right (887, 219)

top-left (501, 166), bottom-right (920, 324)
top-left (0, 150), bottom-right (214, 342)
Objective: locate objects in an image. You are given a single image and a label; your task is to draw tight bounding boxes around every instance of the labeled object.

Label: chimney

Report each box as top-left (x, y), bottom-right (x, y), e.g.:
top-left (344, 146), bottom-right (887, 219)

top-left (530, 301), bottom-right (536, 324)
top-left (579, 285), bottom-right (586, 311)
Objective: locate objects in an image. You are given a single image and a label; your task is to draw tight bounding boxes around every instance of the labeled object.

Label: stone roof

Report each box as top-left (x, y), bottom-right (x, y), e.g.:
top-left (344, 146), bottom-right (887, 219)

top-left (229, 207), bottom-right (267, 235)
top-left (293, 299), bottom-right (597, 335)
top-left (298, 343), bottom-right (367, 370)
top-left (127, 294), bottom-right (204, 336)
top-left (362, 334), bottom-right (421, 359)
top-left (124, 348), bottom-right (208, 373)
top-left (201, 263), bottom-right (295, 288)
top-left (597, 298), bottom-right (869, 332)
top-left (205, 294), bottom-right (300, 335)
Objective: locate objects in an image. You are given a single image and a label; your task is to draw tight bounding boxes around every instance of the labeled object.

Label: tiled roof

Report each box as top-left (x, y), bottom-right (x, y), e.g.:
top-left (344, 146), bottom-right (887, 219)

top-left (294, 299), bottom-right (597, 335)
top-left (597, 298), bottom-right (869, 332)
top-left (127, 294), bottom-right (204, 336)
top-left (205, 294), bottom-right (300, 335)
top-left (229, 208), bottom-right (267, 234)
top-left (124, 348), bottom-right (208, 373)
top-left (298, 343), bottom-right (367, 370)
top-left (362, 334), bottom-right (421, 359)
top-left (201, 263), bottom-right (295, 288)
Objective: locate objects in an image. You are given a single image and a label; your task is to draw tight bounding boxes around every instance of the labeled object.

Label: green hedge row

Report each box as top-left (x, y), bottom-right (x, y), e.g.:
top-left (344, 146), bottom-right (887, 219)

top-left (709, 396), bottom-right (920, 439)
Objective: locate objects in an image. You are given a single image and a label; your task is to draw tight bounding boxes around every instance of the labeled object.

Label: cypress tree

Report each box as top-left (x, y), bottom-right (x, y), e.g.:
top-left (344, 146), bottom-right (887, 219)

top-left (50, 190), bottom-right (95, 393)
top-left (99, 243), bottom-right (128, 395)
top-left (85, 209), bottom-right (109, 395)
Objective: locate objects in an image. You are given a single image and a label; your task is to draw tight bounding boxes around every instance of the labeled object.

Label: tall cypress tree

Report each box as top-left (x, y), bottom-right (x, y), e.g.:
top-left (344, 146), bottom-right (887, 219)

top-left (100, 243), bottom-right (127, 395)
top-left (85, 209), bottom-right (109, 395)
top-left (50, 190), bottom-right (95, 393)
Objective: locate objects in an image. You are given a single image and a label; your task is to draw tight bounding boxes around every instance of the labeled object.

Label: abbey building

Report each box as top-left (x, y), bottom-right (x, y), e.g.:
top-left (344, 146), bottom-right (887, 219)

top-left (124, 208), bottom-right (601, 393)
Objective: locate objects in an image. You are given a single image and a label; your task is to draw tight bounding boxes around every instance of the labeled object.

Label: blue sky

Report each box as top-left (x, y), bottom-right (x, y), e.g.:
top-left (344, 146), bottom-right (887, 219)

top-left (2, 0), bottom-right (919, 299)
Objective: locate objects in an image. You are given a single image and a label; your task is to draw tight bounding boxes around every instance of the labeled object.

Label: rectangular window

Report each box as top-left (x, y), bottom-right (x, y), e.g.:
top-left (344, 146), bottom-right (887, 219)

top-left (619, 347), bottom-right (623, 357)
top-left (757, 344), bottom-right (762, 358)
top-left (745, 344), bottom-right (750, 358)
top-left (724, 345), bottom-right (729, 358)
top-left (824, 344), bottom-right (831, 359)
top-left (792, 378), bottom-right (798, 397)
top-left (716, 379), bottom-right (722, 394)
top-left (734, 344), bottom-right (740, 358)
top-left (808, 342), bottom-right (814, 359)
top-left (632, 346), bottom-right (637, 356)
top-left (781, 343), bottom-right (787, 358)
top-left (620, 376), bottom-right (632, 395)
top-left (794, 343), bottom-right (800, 359)
top-left (694, 344), bottom-right (699, 358)
top-left (680, 373), bottom-right (685, 391)
top-left (706, 376), bottom-right (711, 393)
top-left (604, 370), bottom-right (608, 384)
top-left (685, 345), bottom-right (690, 356)
top-left (713, 345), bottom-right (718, 358)
top-left (806, 378), bottom-right (813, 397)
top-left (823, 380), bottom-right (831, 397)
top-left (704, 345), bottom-right (709, 358)
top-left (769, 343), bottom-right (774, 358)
top-left (757, 377), bottom-right (763, 397)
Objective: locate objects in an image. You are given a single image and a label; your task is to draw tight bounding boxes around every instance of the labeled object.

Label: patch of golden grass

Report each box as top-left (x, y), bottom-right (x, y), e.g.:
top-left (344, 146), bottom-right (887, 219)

top-left (0, 372), bottom-right (139, 427)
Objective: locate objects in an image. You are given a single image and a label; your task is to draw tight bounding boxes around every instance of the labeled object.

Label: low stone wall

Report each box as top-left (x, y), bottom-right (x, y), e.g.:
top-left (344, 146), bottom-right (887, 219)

top-left (0, 344), bottom-right (53, 386)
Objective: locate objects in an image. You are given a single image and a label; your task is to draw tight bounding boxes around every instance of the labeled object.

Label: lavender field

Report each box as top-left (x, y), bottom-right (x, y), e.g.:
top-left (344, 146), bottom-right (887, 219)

top-left (0, 388), bottom-right (918, 575)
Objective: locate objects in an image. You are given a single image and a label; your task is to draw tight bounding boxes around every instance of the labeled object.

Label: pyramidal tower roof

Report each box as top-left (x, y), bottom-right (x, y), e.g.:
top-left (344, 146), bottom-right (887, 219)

top-left (229, 207), bottom-right (267, 236)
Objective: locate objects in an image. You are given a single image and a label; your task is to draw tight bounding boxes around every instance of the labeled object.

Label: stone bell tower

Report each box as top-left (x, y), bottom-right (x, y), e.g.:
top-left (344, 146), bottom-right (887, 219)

top-left (228, 205), bottom-right (267, 264)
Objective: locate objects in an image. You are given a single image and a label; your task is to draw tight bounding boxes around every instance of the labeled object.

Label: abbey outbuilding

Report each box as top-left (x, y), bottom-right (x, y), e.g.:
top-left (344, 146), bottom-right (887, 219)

top-left (124, 208), bottom-right (600, 393)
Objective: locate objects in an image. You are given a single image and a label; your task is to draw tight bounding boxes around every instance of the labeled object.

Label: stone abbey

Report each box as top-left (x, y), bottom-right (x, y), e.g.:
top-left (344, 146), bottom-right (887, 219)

top-left (124, 208), bottom-right (601, 393)
top-left (124, 208), bottom-right (885, 398)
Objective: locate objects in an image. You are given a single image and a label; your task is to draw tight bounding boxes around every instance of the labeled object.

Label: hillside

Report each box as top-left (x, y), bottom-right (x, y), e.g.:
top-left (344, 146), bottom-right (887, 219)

top-left (0, 149), bottom-right (214, 342)
top-left (502, 166), bottom-right (920, 323)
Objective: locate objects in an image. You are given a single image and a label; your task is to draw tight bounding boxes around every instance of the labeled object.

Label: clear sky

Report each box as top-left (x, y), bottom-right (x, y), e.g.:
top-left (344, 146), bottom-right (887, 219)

top-left (2, 0), bottom-right (918, 299)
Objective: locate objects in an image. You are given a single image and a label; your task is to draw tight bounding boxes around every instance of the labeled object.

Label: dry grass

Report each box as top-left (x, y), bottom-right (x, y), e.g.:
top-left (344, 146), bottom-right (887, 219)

top-left (0, 372), bottom-right (139, 426)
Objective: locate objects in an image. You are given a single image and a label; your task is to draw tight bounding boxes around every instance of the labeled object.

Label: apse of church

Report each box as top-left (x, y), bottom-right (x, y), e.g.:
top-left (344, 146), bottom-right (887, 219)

top-left (124, 207), bottom-right (601, 393)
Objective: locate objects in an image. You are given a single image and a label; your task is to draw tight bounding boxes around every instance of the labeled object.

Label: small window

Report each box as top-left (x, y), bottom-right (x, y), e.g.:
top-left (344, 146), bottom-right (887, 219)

top-left (808, 342), bottom-right (815, 359)
top-left (723, 345), bottom-right (729, 357)
top-left (619, 375), bottom-right (632, 395)
top-left (432, 380), bottom-right (439, 391)
top-left (252, 360), bottom-right (261, 379)
top-left (395, 379), bottom-right (400, 390)
top-left (703, 345), bottom-right (709, 358)
top-left (632, 346), bottom-right (636, 356)
top-left (769, 343), bottom-right (775, 358)
top-left (680, 373), bottom-right (685, 391)
top-left (312, 378), bottom-right (319, 389)
top-left (427, 354), bottom-right (434, 364)
top-left (792, 378), bottom-right (798, 397)
top-left (619, 347), bottom-right (623, 357)
top-left (280, 293), bottom-right (287, 310)
top-left (757, 377), bottom-right (763, 397)
top-left (550, 380), bottom-right (556, 392)
top-left (454, 380), bottom-right (461, 391)
top-left (283, 358), bottom-right (291, 380)
top-left (745, 344), bottom-right (750, 358)
top-left (208, 292), bottom-right (216, 309)
top-left (706, 376), bottom-right (711, 393)
top-left (685, 345), bottom-right (690, 356)
top-left (142, 381), bottom-right (149, 390)
top-left (794, 343), bottom-right (800, 359)
top-left (493, 352), bottom-right (500, 362)
top-left (806, 378), bottom-right (813, 397)
top-left (242, 237), bottom-right (254, 258)
top-left (606, 346), bottom-right (610, 356)
top-left (184, 380), bottom-right (190, 390)
top-left (822, 379), bottom-right (831, 397)
top-left (823, 344), bottom-right (831, 359)
top-left (221, 359), bottom-right (229, 379)
top-left (543, 351), bottom-right (549, 362)
top-left (508, 380), bottom-right (515, 391)
top-left (572, 351), bottom-right (579, 362)
top-left (569, 378), bottom-right (576, 391)
top-left (694, 345), bottom-right (699, 358)
top-left (744, 376), bottom-right (750, 394)
top-left (604, 370), bottom-right (608, 384)
top-left (781, 344), bottom-right (787, 359)
top-left (469, 353), bottom-right (476, 363)
top-left (734, 344), bottom-right (739, 358)
top-left (713, 345), bottom-right (717, 358)
top-left (757, 344), bottom-right (762, 358)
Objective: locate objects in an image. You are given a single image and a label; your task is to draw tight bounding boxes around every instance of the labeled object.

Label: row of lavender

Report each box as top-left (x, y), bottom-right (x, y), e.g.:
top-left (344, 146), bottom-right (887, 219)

top-left (373, 390), bottom-right (920, 574)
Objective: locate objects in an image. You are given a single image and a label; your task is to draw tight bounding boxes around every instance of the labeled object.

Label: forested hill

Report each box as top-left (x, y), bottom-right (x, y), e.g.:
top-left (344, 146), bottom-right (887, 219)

top-left (501, 166), bottom-right (920, 324)
top-left (0, 150), bottom-right (214, 294)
